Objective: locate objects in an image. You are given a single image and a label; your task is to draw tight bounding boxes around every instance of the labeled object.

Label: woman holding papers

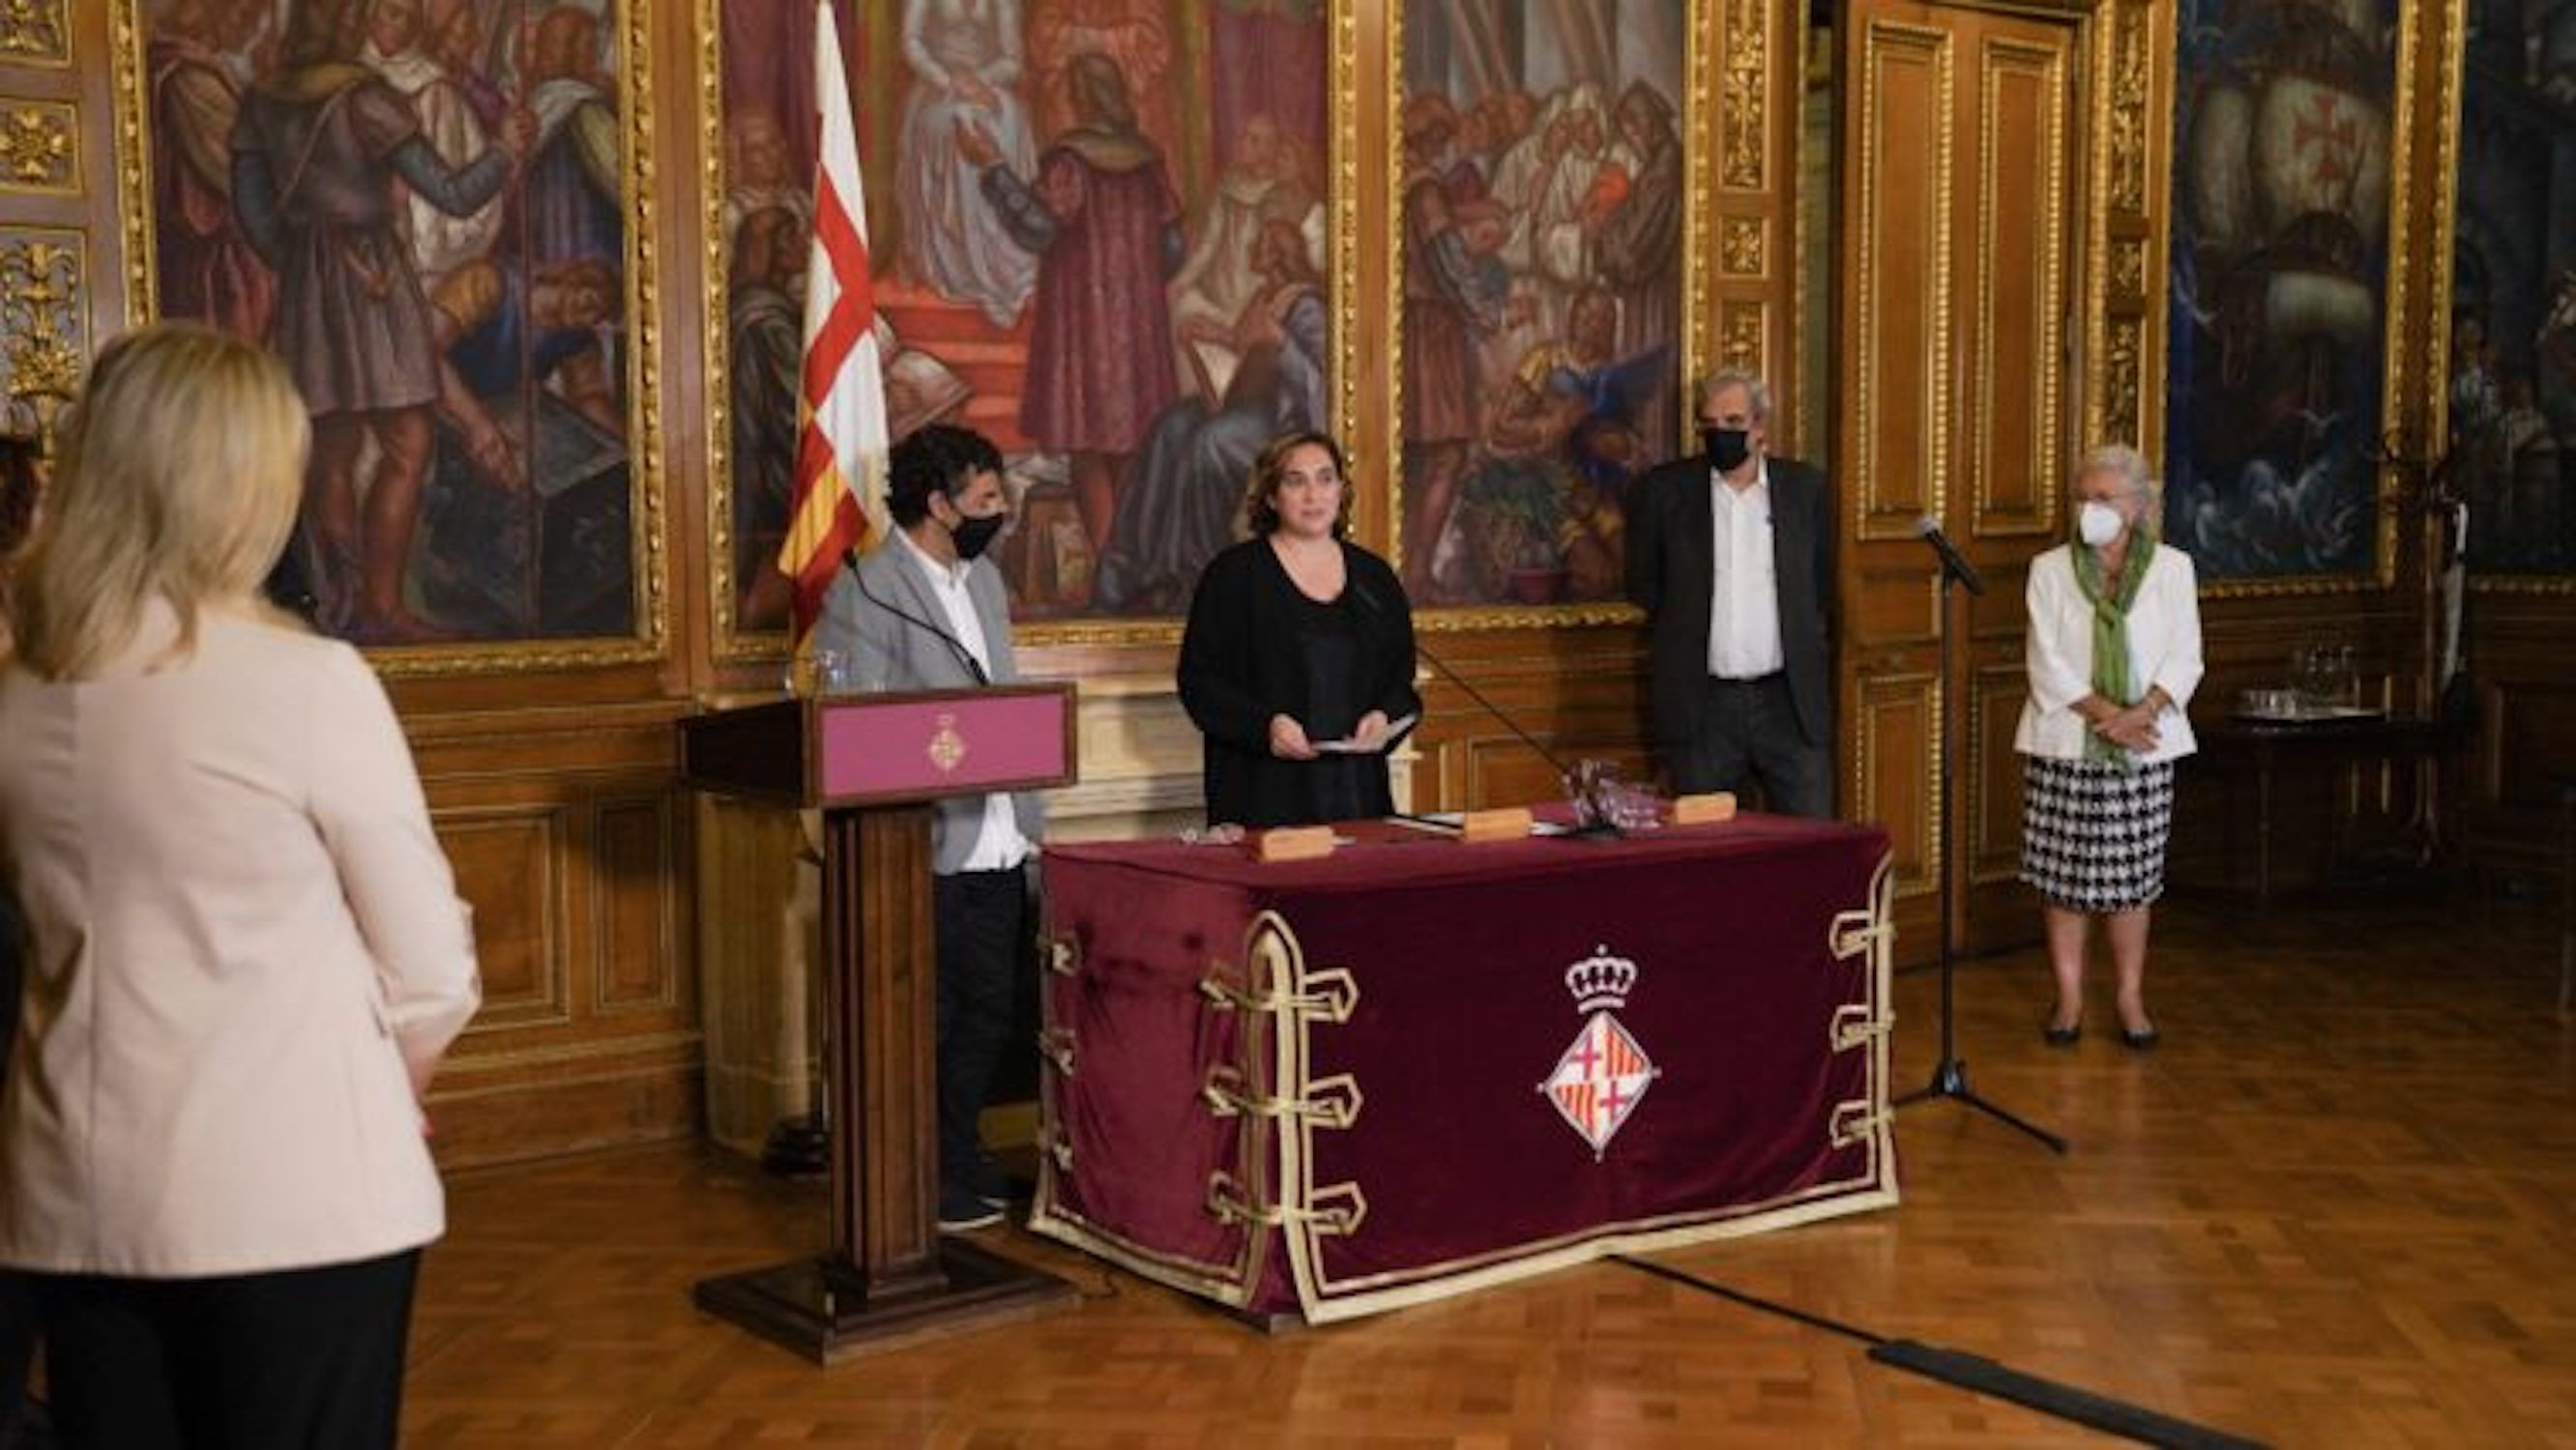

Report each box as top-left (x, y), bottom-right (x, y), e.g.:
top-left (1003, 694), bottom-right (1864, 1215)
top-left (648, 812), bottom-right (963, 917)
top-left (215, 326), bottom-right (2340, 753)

top-left (1180, 430), bottom-right (1422, 827)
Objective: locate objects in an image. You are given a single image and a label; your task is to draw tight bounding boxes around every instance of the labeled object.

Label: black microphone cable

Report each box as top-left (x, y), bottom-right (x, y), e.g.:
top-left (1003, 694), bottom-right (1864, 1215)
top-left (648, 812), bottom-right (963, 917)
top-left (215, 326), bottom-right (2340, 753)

top-left (844, 546), bottom-right (990, 686)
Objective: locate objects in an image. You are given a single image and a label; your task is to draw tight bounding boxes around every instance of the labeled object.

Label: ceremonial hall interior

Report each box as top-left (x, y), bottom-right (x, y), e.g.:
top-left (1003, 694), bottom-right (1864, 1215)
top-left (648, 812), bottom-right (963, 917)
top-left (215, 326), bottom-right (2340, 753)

top-left (2, 0), bottom-right (2572, 1445)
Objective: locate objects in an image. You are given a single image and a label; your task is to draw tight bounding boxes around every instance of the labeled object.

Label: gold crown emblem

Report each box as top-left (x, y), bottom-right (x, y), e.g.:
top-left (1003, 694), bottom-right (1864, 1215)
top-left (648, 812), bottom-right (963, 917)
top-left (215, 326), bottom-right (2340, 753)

top-left (1564, 945), bottom-right (1639, 1014)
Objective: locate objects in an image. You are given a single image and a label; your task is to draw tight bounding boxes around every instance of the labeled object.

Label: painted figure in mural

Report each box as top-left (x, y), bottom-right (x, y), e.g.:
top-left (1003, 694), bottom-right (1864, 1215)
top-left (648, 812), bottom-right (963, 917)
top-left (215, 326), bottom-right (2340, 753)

top-left (230, 0), bottom-right (534, 643)
top-left (1458, 286), bottom-right (1654, 602)
top-left (1595, 80), bottom-right (1683, 451)
top-left (729, 204), bottom-right (809, 631)
top-left (898, 0), bottom-right (1039, 327)
top-left (1027, 0), bottom-right (1179, 168)
top-left (1097, 215), bottom-right (1328, 614)
top-left (1169, 114), bottom-right (1323, 406)
top-left (963, 51), bottom-right (1183, 574)
top-left (430, 0), bottom-right (508, 130)
top-left (1397, 92), bottom-right (1505, 595)
top-left (361, 0), bottom-right (503, 290)
top-left (723, 107), bottom-right (811, 246)
top-left (517, 6), bottom-right (621, 267)
top-left (149, 0), bottom-right (277, 343)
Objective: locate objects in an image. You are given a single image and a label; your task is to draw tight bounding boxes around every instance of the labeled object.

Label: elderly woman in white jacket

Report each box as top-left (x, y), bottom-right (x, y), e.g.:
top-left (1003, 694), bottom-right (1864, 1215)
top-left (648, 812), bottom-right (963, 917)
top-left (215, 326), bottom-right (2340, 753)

top-left (2015, 445), bottom-right (2204, 1050)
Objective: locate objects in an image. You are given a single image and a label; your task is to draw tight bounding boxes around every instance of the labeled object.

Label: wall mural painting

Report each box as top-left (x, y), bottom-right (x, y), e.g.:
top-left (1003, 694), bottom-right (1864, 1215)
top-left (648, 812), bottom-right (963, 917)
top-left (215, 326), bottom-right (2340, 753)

top-left (140, 0), bottom-right (640, 648)
top-left (2164, 0), bottom-right (2398, 584)
top-left (2446, 0), bottom-right (2576, 579)
top-left (1396, 0), bottom-right (1685, 609)
top-left (717, 0), bottom-right (1332, 631)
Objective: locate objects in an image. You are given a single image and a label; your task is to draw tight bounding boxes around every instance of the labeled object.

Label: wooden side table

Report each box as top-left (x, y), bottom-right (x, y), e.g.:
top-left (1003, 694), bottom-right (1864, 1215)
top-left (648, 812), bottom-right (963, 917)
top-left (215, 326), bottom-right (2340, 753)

top-left (2198, 714), bottom-right (2459, 910)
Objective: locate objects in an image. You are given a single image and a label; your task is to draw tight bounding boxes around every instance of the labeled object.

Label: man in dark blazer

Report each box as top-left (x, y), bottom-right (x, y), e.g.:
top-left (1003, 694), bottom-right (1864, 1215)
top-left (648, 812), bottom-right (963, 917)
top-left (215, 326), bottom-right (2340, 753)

top-left (1626, 369), bottom-right (1836, 817)
top-left (816, 424), bottom-right (1040, 1234)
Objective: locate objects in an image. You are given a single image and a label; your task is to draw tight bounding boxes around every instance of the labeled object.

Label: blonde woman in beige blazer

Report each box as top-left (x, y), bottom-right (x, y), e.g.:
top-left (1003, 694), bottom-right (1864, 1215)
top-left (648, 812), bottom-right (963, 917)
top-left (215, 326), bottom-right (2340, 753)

top-left (0, 325), bottom-right (480, 1449)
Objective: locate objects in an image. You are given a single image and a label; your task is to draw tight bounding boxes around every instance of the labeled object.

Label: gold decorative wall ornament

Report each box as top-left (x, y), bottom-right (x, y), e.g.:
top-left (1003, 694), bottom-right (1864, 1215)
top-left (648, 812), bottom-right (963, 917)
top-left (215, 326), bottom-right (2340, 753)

top-left (0, 101), bottom-right (74, 192)
top-left (2110, 236), bottom-right (2147, 299)
top-left (1720, 302), bottom-right (1766, 375)
top-left (2102, 316), bottom-right (2141, 450)
top-left (0, 228), bottom-right (83, 415)
top-left (0, 0), bottom-right (66, 66)
top-left (2107, 3), bottom-right (2149, 214)
top-left (1720, 216), bottom-right (1765, 276)
top-left (1720, 0), bottom-right (1768, 188)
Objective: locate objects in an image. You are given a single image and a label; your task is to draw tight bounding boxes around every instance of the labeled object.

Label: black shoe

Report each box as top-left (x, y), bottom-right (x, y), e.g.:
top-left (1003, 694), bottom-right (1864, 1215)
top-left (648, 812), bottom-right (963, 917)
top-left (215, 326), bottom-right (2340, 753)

top-left (965, 1155), bottom-right (1013, 1207)
top-left (2120, 1026), bottom-right (2160, 1051)
top-left (2042, 1019), bottom-right (2082, 1048)
top-left (937, 1183), bottom-right (1004, 1232)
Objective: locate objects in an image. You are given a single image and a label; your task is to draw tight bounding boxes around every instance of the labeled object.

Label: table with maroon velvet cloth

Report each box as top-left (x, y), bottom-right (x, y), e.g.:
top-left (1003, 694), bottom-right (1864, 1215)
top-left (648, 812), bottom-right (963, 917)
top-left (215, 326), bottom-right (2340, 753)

top-left (1026, 813), bottom-right (1899, 1325)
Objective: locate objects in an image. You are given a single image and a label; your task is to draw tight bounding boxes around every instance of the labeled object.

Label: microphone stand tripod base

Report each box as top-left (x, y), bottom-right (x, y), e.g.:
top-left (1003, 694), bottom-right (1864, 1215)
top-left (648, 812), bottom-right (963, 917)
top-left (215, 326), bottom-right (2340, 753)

top-left (1896, 1058), bottom-right (2068, 1153)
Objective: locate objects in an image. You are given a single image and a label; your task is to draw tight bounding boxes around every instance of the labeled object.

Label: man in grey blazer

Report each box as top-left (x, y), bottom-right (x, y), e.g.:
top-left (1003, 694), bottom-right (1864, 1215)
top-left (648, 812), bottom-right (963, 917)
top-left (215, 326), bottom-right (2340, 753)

top-left (1626, 369), bottom-right (1837, 817)
top-left (816, 424), bottom-right (1039, 1232)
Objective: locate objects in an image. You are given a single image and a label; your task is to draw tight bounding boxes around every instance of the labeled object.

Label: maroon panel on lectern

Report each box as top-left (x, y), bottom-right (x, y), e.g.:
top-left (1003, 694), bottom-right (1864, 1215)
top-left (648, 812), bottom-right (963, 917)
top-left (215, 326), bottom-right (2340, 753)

top-left (811, 686), bottom-right (1074, 806)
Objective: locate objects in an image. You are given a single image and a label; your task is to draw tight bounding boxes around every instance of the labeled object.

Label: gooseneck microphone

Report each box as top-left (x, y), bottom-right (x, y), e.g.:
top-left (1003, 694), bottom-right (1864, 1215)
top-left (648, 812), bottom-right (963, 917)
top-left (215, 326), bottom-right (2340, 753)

top-left (843, 547), bottom-right (991, 686)
top-left (1912, 516), bottom-right (1987, 596)
top-left (1352, 576), bottom-right (1577, 778)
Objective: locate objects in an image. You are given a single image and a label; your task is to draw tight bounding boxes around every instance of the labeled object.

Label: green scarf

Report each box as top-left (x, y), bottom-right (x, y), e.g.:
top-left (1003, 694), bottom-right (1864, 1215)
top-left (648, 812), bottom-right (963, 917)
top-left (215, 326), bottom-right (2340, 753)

top-left (2070, 535), bottom-right (2154, 765)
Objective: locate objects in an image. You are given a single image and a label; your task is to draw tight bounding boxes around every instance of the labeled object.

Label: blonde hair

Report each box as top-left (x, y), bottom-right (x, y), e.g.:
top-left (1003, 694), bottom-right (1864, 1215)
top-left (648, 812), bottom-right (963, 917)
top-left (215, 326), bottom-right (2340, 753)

top-left (2072, 443), bottom-right (2162, 543)
top-left (9, 324), bottom-right (308, 680)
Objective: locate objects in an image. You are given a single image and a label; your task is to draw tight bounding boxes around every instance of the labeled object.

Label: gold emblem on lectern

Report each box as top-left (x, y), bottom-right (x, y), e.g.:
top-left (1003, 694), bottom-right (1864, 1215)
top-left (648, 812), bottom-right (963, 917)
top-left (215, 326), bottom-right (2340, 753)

top-left (927, 711), bottom-right (968, 772)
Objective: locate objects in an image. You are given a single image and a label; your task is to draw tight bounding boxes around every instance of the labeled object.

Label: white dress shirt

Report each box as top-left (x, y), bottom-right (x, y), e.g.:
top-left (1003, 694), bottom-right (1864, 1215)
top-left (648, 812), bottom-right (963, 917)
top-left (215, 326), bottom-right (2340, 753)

top-left (895, 529), bottom-right (1031, 870)
top-left (2015, 542), bottom-right (2206, 764)
top-left (1707, 460), bottom-right (1786, 679)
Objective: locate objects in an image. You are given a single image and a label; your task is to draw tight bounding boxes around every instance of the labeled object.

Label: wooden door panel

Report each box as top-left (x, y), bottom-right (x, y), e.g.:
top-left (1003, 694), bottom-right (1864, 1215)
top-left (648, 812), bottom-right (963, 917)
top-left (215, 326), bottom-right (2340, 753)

top-left (1967, 33), bottom-right (2073, 540)
top-left (1855, 674), bottom-right (1941, 898)
top-left (1851, 17), bottom-right (1955, 540)
top-left (1839, 0), bottom-right (2087, 959)
top-left (1966, 662), bottom-right (2031, 886)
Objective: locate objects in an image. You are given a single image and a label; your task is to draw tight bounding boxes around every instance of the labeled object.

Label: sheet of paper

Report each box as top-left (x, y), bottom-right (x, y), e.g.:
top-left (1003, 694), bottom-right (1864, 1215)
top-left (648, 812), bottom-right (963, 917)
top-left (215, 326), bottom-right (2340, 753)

top-left (1312, 712), bottom-right (1420, 754)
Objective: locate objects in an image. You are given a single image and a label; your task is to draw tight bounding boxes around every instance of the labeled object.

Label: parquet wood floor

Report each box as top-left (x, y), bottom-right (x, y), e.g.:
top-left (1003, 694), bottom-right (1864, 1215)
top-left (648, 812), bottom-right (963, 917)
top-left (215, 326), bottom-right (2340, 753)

top-left (402, 895), bottom-right (2576, 1447)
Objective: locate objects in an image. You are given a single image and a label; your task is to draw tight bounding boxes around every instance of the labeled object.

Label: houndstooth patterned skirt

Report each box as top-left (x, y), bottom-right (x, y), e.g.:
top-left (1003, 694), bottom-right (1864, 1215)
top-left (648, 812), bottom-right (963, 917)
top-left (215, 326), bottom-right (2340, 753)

top-left (2019, 755), bottom-right (2176, 912)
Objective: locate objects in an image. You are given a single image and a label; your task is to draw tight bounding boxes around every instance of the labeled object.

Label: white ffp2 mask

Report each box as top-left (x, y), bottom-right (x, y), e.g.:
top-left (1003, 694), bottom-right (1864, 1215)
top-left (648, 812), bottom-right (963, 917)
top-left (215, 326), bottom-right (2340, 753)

top-left (2078, 501), bottom-right (2125, 547)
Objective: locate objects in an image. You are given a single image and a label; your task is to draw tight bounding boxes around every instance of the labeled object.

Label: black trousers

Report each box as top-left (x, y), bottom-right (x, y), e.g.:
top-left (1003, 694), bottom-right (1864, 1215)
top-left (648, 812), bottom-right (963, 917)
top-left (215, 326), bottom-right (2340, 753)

top-left (933, 866), bottom-right (1028, 1186)
top-left (1675, 672), bottom-right (1833, 818)
top-left (32, 1249), bottom-right (419, 1450)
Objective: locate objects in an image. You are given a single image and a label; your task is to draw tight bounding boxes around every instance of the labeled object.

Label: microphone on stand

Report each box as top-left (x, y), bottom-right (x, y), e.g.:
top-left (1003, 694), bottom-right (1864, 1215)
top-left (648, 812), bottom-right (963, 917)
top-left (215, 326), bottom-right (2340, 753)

top-left (844, 547), bottom-right (990, 686)
top-left (1913, 515), bottom-right (1987, 596)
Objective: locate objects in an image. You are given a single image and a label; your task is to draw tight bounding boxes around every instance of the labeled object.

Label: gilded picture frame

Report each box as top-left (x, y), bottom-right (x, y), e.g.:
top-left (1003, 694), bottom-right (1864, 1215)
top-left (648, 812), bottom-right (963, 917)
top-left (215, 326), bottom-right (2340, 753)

top-left (698, 0), bottom-right (1362, 659)
top-left (110, 0), bottom-right (671, 677)
top-left (2160, 0), bottom-right (2419, 597)
top-left (1386, 0), bottom-right (1719, 632)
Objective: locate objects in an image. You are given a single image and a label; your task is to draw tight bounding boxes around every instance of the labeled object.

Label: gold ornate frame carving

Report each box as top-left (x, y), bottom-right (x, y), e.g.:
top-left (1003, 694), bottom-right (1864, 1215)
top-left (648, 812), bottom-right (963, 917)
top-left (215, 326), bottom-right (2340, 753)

top-left (2161, 0), bottom-right (2418, 599)
top-left (109, 0), bottom-right (672, 676)
top-left (696, 1), bottom-right (1364, 657)
top-left (0, 0), bottom-right (69, 68)
top-left (1386, 0), bottom-right (1727, 632)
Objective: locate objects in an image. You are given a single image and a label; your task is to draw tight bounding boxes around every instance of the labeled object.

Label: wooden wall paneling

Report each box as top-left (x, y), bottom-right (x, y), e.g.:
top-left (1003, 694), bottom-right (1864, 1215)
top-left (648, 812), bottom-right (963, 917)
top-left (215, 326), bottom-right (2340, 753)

top-left (1404, 625), bottom-right (1652, 812)
top-left (408, 704), bottom-right (702, 1168)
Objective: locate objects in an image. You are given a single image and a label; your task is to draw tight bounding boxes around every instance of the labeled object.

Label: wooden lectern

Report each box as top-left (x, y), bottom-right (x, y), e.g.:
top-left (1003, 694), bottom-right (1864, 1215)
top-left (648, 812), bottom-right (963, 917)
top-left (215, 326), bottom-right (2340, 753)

top-left (678, 684), bottom-right (1080, 1361)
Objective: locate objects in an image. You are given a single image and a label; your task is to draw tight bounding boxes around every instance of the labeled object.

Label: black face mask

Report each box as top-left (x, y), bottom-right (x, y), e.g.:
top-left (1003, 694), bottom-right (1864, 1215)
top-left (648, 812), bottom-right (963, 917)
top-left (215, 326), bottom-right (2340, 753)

top-left (948, 510), bottom-right (1006, 562)
top-left (1704, 426), bottom-right (1753, 473)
